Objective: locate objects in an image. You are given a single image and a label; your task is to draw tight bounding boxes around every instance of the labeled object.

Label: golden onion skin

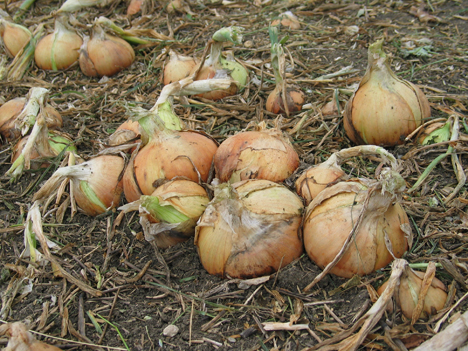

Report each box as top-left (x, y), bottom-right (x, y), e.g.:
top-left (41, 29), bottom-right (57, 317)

top-left (163, 51), bottom-right (197, 85)
top-left (266, 86), bottom-right (304, 115)
top-left (343, 40), bottom-right (430, 146)
top-left (195, 179), bottom-right (304, 279)
top-left (303, 180), bottom-right (408, 278)
top-left (295, 165), bottom-right (345, 205)
top-left (35, 30), bottom-right (82, 70)
top-left (0, 21), bottom-right (31, 57)
top-left (215, 130), bottom-right (299, 183)
top-left (72, 155), bottom-right (125, 216)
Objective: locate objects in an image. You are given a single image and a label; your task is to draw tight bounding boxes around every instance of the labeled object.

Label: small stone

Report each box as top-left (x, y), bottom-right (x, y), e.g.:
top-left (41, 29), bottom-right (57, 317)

top-left (163, 324), bottom-right (179, 337)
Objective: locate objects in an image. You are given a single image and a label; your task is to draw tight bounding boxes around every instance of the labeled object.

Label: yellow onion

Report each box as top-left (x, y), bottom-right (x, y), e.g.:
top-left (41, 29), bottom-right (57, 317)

top-left (0, 96), bottom-right (62, 142)
top-left (296, 145), bottom-right (397, 205)
top-left (33, 155), bottom-right (125, 216)
top-left (35, 16), bottom-right (82, 71)
top-left (214, 123), bottom-right (299, 183)
top-left (266, 26), bottom-right (304, 116)
top-left (0, 18), bottom-right (32, 57)
top-left (79, 24), bottom-right (135, 77)
top-left (0, 322), bottom-right (62, 351)
top-left (303, 169), bottom-right (409, 278)
top-left (120, 179), bottom-right (209, 248)
top-left (107, 119), bottom-right (140, 151)
top-left (163, 50), bottom-right (197, 85)
top-left (127, 0), bottom-right (144, 15)
top-left (12, 130), bottom-right (75, 169)
top-left (271, 11), bottom-right (301, 30)
top-left (195, 179), bottom-right (304, 278)
top-left (192, 27), bottom-right (248, 101)
top-left (343, 39), bottom-right (431, 146)
top-left (378, 263), bottom-right (447, 320)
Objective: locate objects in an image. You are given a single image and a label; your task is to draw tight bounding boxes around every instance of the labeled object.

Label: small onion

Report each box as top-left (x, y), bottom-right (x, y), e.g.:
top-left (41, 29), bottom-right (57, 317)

top-left (35, 16), bottom-right (82, 70)
top-left (418, 120), bottom-right (450, 145)
top-left (271, 11), bottom-right (301, 30)
top-left (163, 50), bottom-right (197, 85)
top-left (0, 97), bottom-right (62, 142)
top-left (120, 179), bottom-right (209, 248)
top-left (214, 124), bottom-right (299, 183)
top-left (0, 19), bottom-right (32, 57)
top-left (295, 145), bottom-right (397, 205)
top-left (79, 25), bottom-right (135, 77)
top-left (343, 39), bottom-right (431, 146)
top-left (195, 179), bottom-right (304, 278)
top-left (33, 155), bottom-right (125, 216)
top-left (378, 264), bottom-right (447, 320)
top-left (303, 169), bottom-right (409, 278)
top-left (127, 0), bottom-right (144, 15)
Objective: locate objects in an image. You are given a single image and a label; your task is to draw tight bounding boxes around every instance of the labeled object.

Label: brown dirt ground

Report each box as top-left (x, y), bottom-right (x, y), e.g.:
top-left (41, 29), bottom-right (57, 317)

top-left (1, 0), bottom-right (468, 350)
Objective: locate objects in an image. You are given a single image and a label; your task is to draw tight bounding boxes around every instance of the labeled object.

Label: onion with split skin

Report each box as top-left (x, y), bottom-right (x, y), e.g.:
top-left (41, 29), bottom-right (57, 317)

top-left (214, 122), bottom-right (299, 183)
top-left (195, 179), bottom-right (304, 279)
top-left (343, 39), bottom-right (431, 146)
top-left (303, 169), bottom-right (410, 278)
top-left (120, 179), bottom-right (209, 248)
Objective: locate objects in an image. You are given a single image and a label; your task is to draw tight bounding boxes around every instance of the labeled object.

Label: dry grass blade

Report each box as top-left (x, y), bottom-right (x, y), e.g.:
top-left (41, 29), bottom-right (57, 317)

top-left (411, 261), bottom-right (436, 325)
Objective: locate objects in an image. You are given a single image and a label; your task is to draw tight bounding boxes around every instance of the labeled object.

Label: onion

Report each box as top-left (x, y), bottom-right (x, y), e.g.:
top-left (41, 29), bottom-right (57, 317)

top-left (214, 122), bottom-right (299, 183)
top-left (303, 169), bottom-right (409, 278)
top-left (0, 322), bottom-right (62, 351)
top-left (271, 11), bottom-right (301, 30)
top-left (343, 39), bottom-right (431, 146)
top-left (127, 0), bottom-right (144, 15)
top-left (418, 120), bottom-right (450, 145)
top-left (79, 23), bottom-right (134, 77)
top-left (0, 96), bottom-right (62, 142)
top-left (33, 155), bottom-right (125, 216)
top-left (191, 27), bottom-right (248, 101)
top-left (163, 50), bottom-right (197, 85)
top-left (195, 179), bottom-right (304, 278)
top-left (34, 15), bottom-right (82, 71)
top-left (266, 26), bottom-right (304, 116)
top-left (295, 145), bottom-right (397, 205)
top-left (378, 263), bottom-right (447, 320)
top-left (120, 179), bottom-right (209, 248)
top-left (0, 17), bottom-right (32, 57)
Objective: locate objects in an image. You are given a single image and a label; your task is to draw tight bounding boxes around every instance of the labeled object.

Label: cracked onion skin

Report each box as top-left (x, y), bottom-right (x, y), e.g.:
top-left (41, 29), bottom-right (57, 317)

top-left (343, 39), bottom-right (431, 146)
top-left (266, 86), bottom-right (305, 115)
top-left (303, 176), bottom-right (409, 278)
top-left (214, 128), bottom-right (299, 183)
top-left (195, 179), bottom-right (304, 279)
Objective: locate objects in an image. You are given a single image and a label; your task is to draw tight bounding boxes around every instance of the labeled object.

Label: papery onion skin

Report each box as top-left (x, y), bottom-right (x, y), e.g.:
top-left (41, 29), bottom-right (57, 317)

top-left (295, 166), bottom-right (346, 205)
top-left (35, 29), bottom-right (82, 70)
top-left (80, 32), bottom-right (135, 77)
top-left (215, 130), bottom-right (299, 183)
top-left (266, 86), bottom-right (305, 115)
top-left (163, 50), bottom-right (197, 85)
top-left (303, 180), bottom-right (409, 278)
top-left (377, 268), bottom-right (447, 319)
top-left (195, 179), bottom-right (304, 279)
top-left (192, 66), bottom-right (238, 100)
top-left (130, 131), bottom-right (218, 196)
top-left (343, 40), bottom-right (431, 146)
top-left (0, 98), bottom-right (63, 142)
top-left (72, 155), bottom-right (125, 216)
top-left (0, 21), bottom-right (32, 57)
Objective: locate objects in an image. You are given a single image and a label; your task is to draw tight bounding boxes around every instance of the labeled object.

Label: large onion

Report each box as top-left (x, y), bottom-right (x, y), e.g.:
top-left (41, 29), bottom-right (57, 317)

top-left (214, 123), bottom-right (299, 183)
top-left (343, 39), bottom-right (431, 146)
top-left (34, 15), bottom-right (82, 70)
top-left (303, 169), bottom-right (410, 278)
top-left (120, 179), bottom-right (209, 248)
top-left (195, 179), bottom-right (304, 279)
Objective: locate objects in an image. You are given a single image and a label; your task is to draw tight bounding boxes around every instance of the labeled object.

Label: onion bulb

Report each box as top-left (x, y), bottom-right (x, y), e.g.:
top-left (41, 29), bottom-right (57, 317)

top-left (296, 145), bottom-right (397, 205)
top-left (79, 23), bottom-right (134, 77)
top-left (0, 17), bottom-right (32, 57)
top-left (343, 39), bottom-right (431, 146)
top-left (163, 50), bottom-right (197, 85)
top-left (33, 155), bottom-right (125, 216)
top-left (378, 263), bottom-right (447, 320)
top-left (303, 169), bottom-right (409, 278)
top-left (271, 11), bottom-right (301, 30)
top-left (0, 322), bottom-right (62, 351)
top-left (0, 96), bottom-right (62, 142)
top-left (214, 122), bottom-right (299, 183)
top-left (418, 120), bottom-right (450, 145)
top-left (195, 179), bottom-right (304, 278)
top-left (192, 27), bottom-right (248, 101)
top-left (35, 15), bottom-right (82, 70)
top-left (266, 26), bottom-right (304, 116)
top-left (119, 179), bottom-right (209, 248)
